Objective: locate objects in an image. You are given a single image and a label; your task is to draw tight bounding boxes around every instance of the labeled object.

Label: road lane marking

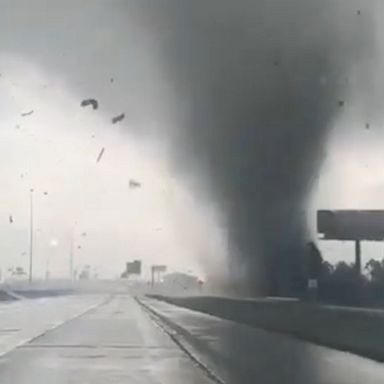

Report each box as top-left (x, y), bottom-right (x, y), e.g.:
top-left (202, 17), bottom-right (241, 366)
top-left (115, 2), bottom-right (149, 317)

top-left (0, 295), bottom-right (112, 358)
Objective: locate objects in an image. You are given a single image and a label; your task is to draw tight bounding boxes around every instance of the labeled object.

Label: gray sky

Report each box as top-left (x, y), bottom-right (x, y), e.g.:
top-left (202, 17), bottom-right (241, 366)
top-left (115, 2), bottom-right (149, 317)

top-left (0, 1), bottom-right (226, 279)
top-left (0, 1), bottom-right (383, 281)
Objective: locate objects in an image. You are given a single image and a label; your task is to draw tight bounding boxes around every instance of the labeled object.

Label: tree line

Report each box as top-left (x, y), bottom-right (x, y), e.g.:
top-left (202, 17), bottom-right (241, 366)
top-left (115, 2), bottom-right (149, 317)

top-left (316, 255), bottom-right (384, 306)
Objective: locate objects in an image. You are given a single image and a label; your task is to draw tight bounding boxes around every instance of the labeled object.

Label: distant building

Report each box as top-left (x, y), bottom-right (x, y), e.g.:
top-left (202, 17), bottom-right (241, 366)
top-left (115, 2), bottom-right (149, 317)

top-left (79, 266), bottom-right (90, 280)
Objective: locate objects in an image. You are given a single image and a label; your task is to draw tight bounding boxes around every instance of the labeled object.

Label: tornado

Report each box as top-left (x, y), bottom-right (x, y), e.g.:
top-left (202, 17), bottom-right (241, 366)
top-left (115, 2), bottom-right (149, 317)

top-left (132, 0), bottom-right (376, 294)
top-left (7, 0), bottom-right (373, 295)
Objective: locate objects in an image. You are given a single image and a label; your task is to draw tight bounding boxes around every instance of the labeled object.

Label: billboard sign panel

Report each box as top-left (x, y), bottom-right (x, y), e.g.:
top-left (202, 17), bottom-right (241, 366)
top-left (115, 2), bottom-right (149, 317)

top-left (126, 260), bottom-right (141, 275)
top-left (317, 210), bottom-right (384, 241)
top-left (151, 265), bottom-right (167, 273)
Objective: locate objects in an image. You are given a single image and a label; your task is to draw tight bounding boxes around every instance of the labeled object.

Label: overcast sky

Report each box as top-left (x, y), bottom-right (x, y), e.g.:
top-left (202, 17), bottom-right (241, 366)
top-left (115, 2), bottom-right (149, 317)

top-left (0, 1), bottom-right (384, 280)
top-left (0, 1), bottom-right (228, 280)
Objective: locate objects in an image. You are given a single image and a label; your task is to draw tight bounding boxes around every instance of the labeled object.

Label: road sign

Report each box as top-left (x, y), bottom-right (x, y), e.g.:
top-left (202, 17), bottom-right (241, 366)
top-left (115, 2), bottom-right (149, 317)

top-left (151, 265), bottom-right (167, 273)
top-left (126, 260), bottom-right (141, 275)
top-left (317, 210), bottom-right (384, 241)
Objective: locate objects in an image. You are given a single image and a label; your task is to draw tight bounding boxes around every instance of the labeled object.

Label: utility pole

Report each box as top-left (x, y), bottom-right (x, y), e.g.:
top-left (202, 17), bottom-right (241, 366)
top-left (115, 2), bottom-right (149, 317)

top-left (29, 188), bottom-right (34, 283)
top-left (45, 256), bottom-right (50, 281)
top-left (69, 229), bottom-right (74, 280)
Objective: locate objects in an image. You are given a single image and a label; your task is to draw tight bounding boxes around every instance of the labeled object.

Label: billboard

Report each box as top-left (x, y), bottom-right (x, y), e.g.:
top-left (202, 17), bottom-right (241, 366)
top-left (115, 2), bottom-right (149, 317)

top-left (126, 260), bottom-right (141, 275)
top-left (317, 210), bottom-right (384, 241)
top-left (151, 265), bottom-right (167, 273)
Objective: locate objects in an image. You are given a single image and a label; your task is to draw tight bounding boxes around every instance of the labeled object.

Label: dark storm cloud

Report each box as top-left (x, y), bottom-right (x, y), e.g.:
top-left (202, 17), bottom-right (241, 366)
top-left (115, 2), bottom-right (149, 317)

top-left (131, 0), bottom-right (376, 294)
top-left (0, 1), bottom-right (376, 293)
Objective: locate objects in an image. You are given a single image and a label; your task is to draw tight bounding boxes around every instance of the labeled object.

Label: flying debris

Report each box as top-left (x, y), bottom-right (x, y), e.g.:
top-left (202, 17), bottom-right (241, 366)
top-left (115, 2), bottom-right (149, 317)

top-left (9, 215), bottom-right (13, 224)
top-left (81, 98), bottom-right (98, 110)
top-left (21, 110), bottom-right (34, 117)
top-left (338, 100), bottom-right (345, 107)
top-left (129, 179), bottom-right (141, 189)
top-left (112, 113), bottom-right (125, 124)
top-left (43, 191), bottom-right (48, 195)
top-left (96, 147), bottom-right (105, 163)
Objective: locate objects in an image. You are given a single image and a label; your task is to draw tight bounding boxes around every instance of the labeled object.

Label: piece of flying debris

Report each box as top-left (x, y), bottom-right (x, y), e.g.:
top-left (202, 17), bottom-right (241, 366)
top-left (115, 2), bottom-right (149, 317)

top-left (112, 113), bottom-right (125, 124)
top-left (81, 98), bottom-right (98, 110)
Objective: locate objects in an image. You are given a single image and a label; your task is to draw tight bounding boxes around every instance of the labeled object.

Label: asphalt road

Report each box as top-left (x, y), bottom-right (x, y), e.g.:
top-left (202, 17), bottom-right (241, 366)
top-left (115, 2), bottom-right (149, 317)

top-left (0, 295), bottom-right (213, 384)
top-left (2, 294), bottom-right (384, 384)
top-left (0, 295), bottom-right (106, 357)
top-left (142, 297), bottom-right (384, 384)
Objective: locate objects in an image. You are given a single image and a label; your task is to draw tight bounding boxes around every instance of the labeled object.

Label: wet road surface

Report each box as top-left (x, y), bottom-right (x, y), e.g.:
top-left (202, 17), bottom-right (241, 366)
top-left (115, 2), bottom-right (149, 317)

top-left (0, 295), bottom-right (213, 384)
top-left (3, 294), bottom-right (384, 384)
top-left (0, 295), bottom-right (106, 357)
top-left (141, 297), bottom-right (384, 384)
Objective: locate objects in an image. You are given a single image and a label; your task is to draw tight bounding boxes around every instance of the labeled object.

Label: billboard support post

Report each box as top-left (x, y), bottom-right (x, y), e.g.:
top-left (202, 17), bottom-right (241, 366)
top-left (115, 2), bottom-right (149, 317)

top-left (355, 240), bottom-right (361, 275)
top-left (317, 210), bottom-right (384, 276)
top-left (150, 265), bottom-right (167, 289)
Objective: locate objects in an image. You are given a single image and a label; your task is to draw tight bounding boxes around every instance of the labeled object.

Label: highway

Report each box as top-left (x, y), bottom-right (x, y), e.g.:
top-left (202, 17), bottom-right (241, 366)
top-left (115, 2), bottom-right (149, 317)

top-left (0, 295), bottom-right (106, 357)
top-left (141, 297), bottom-right (384, 384)
top-left (0, 294), bottom-right (384, 383)
top-left (0, 295), bottom-right (212, 384)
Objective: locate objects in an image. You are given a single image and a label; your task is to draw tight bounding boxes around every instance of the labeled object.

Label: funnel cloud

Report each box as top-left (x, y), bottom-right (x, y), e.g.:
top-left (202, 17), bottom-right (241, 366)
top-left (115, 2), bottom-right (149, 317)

top-left (0, 1), bottom-right (377, 290)
top-left (134, 1), bottom-right (376, 294)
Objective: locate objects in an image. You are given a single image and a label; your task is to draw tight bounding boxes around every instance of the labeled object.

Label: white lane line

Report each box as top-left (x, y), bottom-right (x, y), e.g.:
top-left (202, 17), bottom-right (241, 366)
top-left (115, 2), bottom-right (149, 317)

top-left (0, 296), bottom-right (111, 358)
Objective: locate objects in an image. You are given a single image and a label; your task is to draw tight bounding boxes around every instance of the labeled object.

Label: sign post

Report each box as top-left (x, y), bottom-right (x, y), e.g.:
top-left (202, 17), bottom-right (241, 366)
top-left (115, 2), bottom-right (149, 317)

top-left (317, 210), bottom-right (384, 274)
top-left (151, 265), bottom-right (167, 288)
top-left (355, 240), bottom-right (361, 275)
